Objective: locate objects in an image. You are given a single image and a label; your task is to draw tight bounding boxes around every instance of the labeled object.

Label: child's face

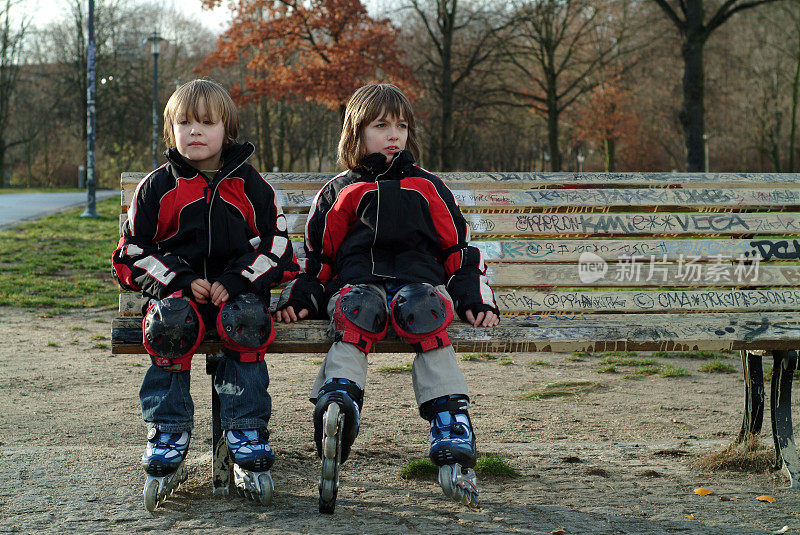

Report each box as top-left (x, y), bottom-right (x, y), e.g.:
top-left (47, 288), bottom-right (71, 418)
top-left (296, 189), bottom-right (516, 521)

top-left (173, 98), bottom-right (226, 171)
top-left (362, 113), bottom-right (408, 164)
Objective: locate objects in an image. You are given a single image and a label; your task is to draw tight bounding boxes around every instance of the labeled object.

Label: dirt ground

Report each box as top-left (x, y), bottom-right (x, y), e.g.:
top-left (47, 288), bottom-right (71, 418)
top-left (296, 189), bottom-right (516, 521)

top-left (2, 306), bottom-right (800, 534)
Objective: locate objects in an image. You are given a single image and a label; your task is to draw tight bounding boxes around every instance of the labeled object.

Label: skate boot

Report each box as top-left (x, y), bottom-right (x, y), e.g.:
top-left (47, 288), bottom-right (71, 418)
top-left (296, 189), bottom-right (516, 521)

top-left (141, 429), bottom-right (190, 512)
top-left (313, 378), bottom-right (363, 514)
top-left (226, 428), bottom-right (275, 506)
top-left (421, 395), bottom-right (479, 507)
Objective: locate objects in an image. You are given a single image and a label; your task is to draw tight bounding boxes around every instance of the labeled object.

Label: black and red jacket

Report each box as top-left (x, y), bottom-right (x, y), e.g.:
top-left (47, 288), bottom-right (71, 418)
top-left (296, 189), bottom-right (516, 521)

top-left (112, 142), bottom-right (298, 301)
top-left (284, 150), bottom-right (498, 320)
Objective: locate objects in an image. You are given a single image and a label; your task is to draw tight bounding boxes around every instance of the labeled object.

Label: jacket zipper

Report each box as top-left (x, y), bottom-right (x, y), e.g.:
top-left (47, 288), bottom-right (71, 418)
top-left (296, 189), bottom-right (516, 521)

top-left (370, 156), bottom-right (402, 278)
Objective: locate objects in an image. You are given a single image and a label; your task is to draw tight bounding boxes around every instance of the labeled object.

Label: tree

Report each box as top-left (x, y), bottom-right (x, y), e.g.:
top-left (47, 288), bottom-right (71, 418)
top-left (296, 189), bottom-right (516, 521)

top-left (0, 0), bottom-right (29, 188)
top-left (502, 0), bottom-right (645, 170)
top-left (574, 78), bottom-right (640, 171)
top-left (404, 0), bottom-right (510, 171)
top-left (652, 0), bottom-right (783, 171)
top-left (201, 0), bottom-right (413, 119)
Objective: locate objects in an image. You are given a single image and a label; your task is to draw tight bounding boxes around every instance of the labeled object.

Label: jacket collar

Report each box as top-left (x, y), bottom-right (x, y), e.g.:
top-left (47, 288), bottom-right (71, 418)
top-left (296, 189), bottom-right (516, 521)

top-left (165, 142), bottom-right (255, 180)
top-left (355, 149), bottom-right (415, 180)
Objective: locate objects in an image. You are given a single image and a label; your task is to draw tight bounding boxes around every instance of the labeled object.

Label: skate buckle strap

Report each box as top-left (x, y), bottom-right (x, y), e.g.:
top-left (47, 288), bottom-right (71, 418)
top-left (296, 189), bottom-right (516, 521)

top-left (420, 395), bottom-right (470, 421)
top-left (319, 379), bottom-right (364, 409)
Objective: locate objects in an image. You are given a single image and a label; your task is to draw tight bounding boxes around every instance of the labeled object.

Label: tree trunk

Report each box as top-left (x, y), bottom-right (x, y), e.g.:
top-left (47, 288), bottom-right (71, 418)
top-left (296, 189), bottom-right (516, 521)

top-left (438, 4), bottom-right (455, 171)
top-left (680, 38), bottom-right (706, 171)
top-left (257, 99), bottom-right (275, 171)
top-left (789, 30), bottom-right (800, 172)
top-left (603, 137), bottom-right (616, 172)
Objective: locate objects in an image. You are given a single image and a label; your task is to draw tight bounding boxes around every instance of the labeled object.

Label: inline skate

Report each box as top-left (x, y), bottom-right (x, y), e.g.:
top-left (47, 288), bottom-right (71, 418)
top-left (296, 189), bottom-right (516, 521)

top-left (313, 378), bottom-right (363, 514)
top-left (422, 395), bottom-right (479, 507)
top-left (141, 429), bottom-right (190, 512)
top-left (226, 428), bottom-right (275, 506)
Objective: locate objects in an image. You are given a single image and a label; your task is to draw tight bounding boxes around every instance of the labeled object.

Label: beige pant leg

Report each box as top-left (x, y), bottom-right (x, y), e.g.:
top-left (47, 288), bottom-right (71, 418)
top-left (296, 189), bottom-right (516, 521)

top-left (410, 285), bottom-right (468, 406)
top-left (309, 283), bottom-right (388, 399)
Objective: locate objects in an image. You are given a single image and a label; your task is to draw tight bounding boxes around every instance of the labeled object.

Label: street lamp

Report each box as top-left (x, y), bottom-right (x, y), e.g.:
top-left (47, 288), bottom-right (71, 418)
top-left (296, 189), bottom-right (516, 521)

top-left (702, 133), bottom-right (710, 172)
top-left (148, 32), bottom-right (165, 170)
top-left (577, 150), bottom-right (585, 173)
top-left (81, 0), bottom-right (99, 218)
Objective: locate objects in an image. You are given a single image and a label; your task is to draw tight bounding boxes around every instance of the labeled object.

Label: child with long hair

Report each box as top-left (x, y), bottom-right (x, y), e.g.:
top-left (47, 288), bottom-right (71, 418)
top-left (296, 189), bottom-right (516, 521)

top-left (276, 83), bottom-right (498, 512)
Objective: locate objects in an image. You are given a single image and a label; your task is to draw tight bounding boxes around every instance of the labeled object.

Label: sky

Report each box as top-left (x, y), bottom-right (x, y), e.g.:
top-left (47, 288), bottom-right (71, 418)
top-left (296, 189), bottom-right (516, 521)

top-left (24, 0), bottom-right (391, 33)
top-left (24, 0), bottom-right (232, 33)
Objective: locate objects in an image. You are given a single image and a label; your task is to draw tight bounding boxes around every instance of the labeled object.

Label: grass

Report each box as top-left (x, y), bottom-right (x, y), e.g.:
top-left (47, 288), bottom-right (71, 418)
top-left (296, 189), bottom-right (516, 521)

top-left (696, 434), bottom-right (772, 472)
top-left (400, 454), bottom-right (520, 480)
top-left (659, 364), bottom-right (690, 377)
top-left (520, 381), bottom-right (600, 400)
top-left (600, 357), bottom-right (657, 367)
top-left (652, 350), bottom-right (727, 360)
top-left (377, 362), bottom-right (413, 373)
top-left (0, 197), bottom-right (119, 309)
top-left (528, 360), bottom-right (551, 367)
top-left (699, 358), bottom-right (736, 373)
top-left (623, 368), bottom-right (660, 379)
top-left (498, 357), bottom-right (514, 366)
top-left (460, 352), bottom-right (497, 362)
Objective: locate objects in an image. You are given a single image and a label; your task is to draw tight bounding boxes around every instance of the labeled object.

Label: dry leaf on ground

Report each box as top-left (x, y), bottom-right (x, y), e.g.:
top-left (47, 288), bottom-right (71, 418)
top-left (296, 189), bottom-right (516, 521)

top-left (694, 488), bottom-right (713, 496)
top-left (757, 495), bottom-right (777, 503)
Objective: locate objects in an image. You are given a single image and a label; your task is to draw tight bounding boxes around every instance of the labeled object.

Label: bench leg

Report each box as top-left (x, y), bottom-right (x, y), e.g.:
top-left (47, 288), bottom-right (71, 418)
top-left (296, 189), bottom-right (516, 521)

top-left (738, 350), bottom-right (765, 442)
top-left (770, 350), bottom-right (800, 488)
top-left (206, 352), bottom-right (231, 495)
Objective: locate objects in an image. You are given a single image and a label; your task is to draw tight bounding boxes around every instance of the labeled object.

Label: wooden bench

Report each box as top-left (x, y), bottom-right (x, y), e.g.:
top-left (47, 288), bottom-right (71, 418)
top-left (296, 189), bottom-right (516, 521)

top-left (112, 171), bottom-right (800, 490)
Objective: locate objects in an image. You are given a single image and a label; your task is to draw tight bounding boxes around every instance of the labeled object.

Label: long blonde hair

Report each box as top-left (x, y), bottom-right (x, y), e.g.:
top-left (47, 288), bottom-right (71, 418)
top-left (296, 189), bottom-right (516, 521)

top-left (337, 83), bottom-right (420, 170)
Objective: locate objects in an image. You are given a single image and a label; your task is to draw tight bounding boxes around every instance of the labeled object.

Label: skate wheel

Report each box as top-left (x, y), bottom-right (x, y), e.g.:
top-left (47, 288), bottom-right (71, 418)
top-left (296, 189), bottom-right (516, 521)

top-left (323, 402), bottom-right (340, 438)
top-left (322, 455), bottom-right (337, 480)
top-left (323, 435), bottom-right (337, 460)
top-left (319, 495), bottom-right (336, 514)
top-left (143, 478), bottom-right (160, 512)
top-left (438, 465), bottom-right (454, 499)
top-left (320, 476), bottom-right (336, 502)
top-left (257, 472), bottom-right (274, 506)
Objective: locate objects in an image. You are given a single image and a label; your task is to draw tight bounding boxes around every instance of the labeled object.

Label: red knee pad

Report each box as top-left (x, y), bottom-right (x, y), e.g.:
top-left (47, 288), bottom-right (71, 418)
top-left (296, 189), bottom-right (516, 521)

top-left (216, 293), bottom-right (275, 362)
top-left (390, 283), bottom-right (454, 353)
top-left (142, 292), bottom-right (205, 372)
top-left (332, 286), bottom-right (388, 354)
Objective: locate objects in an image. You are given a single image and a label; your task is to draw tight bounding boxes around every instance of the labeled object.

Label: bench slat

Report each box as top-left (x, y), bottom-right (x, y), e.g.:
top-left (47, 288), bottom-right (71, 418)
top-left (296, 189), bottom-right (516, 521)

top-left (121, 171), bottom-right (800, 188)
top-left (493, 289), bottom-right (800, 313)
top-left (119, 212), bottom-right (800, 237)
top-left (121, 186), bottom-right (800, 211)
top-left (111, 311), bottom-right (800, 353)
top-left (119, 286), bottom-right (800, 317)
top-left (474, 238), bottom-right (796, 262)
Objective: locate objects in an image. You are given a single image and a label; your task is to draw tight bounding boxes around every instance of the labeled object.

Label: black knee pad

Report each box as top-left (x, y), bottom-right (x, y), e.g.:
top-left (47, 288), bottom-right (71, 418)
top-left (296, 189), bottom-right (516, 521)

top-left (390, 283), bottom-right (454, 352)
top-left (216, 293), bottom-right (274, 362)
top-left (142, 296), bottom-right (205, 371)
top-left (331, 285), bottom-right (388, 354)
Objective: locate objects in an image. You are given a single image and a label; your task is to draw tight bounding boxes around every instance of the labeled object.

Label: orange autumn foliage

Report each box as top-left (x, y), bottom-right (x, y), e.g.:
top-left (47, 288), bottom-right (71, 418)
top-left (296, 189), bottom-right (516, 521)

top-left (575, 79), bottom-right (640, 171)
top-left (200, 0), bottom-right (415, 109)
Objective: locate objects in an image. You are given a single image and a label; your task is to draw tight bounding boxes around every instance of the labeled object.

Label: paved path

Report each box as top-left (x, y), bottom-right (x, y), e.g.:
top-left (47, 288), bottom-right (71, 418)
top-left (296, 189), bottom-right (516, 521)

top-left (0, 190), bottom-right (117, 229)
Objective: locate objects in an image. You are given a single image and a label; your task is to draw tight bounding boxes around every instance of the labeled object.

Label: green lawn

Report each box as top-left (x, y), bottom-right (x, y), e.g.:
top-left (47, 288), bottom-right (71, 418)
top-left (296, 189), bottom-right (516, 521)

top-left (0, 197), bottom-right (120, 310)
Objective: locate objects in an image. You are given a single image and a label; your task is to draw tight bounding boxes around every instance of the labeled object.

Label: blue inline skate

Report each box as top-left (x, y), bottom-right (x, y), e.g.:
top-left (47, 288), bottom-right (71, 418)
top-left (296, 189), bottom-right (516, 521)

top-left (313, 378), bottom-right (363, 514)
top-left (421, 395), bottom-right (479, 507)
top-left (226, 428), bottom-right (275, 505)
top-left (141, 429), bottom-right (190, 512)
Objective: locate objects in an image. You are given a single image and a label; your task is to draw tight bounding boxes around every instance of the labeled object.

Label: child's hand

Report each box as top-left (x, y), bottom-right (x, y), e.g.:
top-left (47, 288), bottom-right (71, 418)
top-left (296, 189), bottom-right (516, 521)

top-left (465, 309), bottom-right (499, 328)
top-left (210, 281), bottom-right (229, 306)
top-left (191, 278), bottom-right (212, 303)
top-left (275, 306), bottom-right (309, 323)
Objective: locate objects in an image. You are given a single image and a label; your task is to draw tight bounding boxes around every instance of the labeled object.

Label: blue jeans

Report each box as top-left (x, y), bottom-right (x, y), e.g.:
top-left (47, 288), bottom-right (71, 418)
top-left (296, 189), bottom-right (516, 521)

top-left (140, 351), bottom-right (271, 434)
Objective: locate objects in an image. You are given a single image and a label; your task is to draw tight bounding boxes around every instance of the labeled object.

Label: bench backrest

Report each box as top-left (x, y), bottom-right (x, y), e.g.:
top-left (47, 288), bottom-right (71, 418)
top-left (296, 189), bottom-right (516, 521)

top-left (119, 171), bottom-right (800, 350)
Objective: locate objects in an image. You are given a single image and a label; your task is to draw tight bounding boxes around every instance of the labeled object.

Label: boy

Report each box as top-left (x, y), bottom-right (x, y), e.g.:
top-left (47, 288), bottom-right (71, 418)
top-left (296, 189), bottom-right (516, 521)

top-left (112, 79), bottom-right (297, 510)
